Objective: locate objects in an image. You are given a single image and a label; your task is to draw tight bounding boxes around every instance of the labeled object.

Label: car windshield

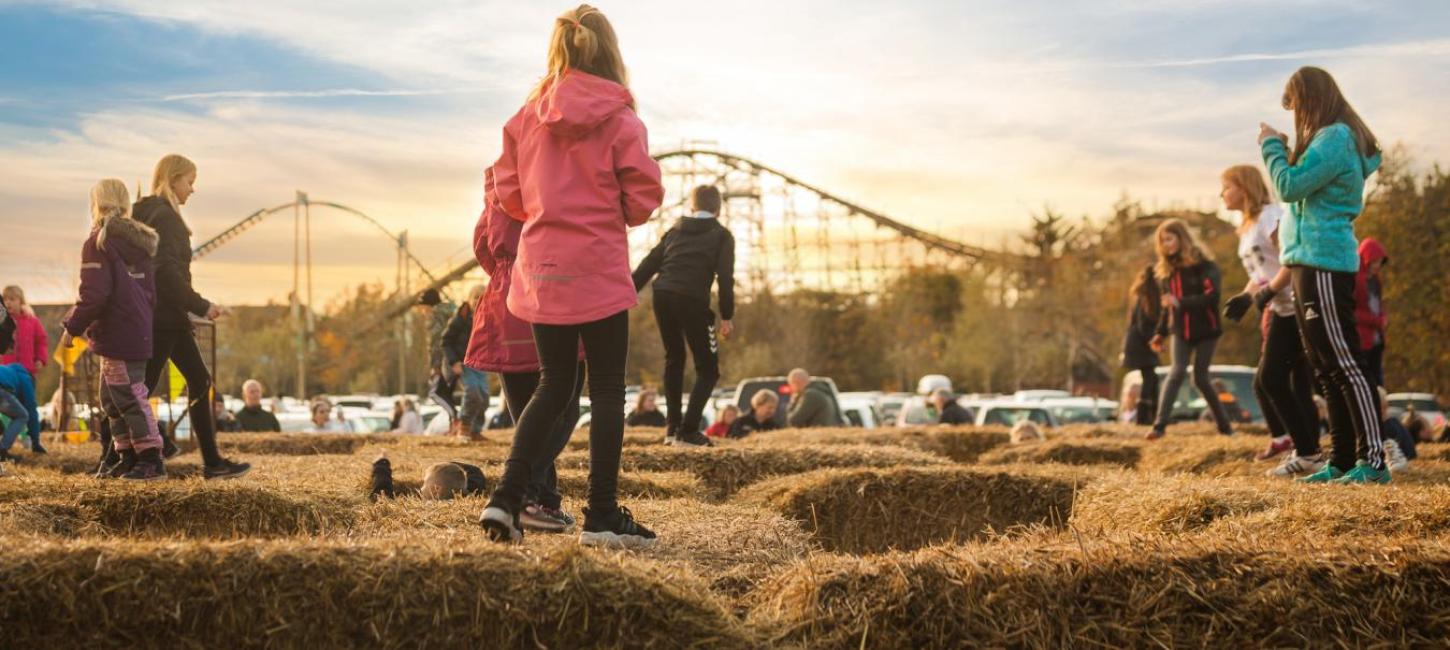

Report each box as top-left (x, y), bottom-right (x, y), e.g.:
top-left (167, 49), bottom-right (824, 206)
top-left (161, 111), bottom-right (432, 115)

top-left (1049, 406), bottom-right (1100, 424)
top-left (1159, 369), bottom-right (1261, 422)
top-left (983, 407), bottom-right (1050, 427)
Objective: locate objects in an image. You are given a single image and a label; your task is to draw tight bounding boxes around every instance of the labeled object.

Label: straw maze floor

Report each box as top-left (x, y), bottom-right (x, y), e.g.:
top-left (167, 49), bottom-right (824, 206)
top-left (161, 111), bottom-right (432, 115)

top-left (3, 423), bottom-right (1450, 648)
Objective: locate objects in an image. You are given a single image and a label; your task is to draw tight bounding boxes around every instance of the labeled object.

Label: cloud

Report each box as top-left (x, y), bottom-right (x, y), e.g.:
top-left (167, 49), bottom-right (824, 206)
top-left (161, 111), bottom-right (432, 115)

top-left (162, 88), bottom-right (490, 102)
top-left (1105, 38), bottom-right (1450, 69)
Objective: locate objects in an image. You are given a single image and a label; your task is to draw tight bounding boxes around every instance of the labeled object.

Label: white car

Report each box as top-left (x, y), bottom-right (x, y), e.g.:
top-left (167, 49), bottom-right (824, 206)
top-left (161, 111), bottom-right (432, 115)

top-left (837, 392), bottom-right (885, 428)
top-left (1386, 393), bottom-right (1444, 429)
top-left (1038, 396), bottom-right (1119, 424)
top-left (973, 401), bottom-right (1058, 428)
top-left (1010, 389), bottom-right (1073, 402)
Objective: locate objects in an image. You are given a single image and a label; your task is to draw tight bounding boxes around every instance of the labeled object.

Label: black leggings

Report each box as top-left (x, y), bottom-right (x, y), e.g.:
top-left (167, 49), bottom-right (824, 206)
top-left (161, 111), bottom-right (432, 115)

top-left (1130, 366), bottom-right (1159, 426)
top-left (1154, 335), bottom-right (1232, 433)
top-left (143, 328), bottom-right (222, 466)
top-left (501, 362), bottom-right (585, 511)
top-left (1292, 267), bottom-right (1384, 471)
top-left (488, 310), bottom-right (628, 515)
top-left (652, 290), bottom-right (720, 435)
top-left (1255, 312), bottom-right (1320, 455)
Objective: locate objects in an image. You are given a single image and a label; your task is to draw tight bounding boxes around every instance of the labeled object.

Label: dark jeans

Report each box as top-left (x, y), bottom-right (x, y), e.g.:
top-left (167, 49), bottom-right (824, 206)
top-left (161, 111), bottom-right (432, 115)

top-left (1255, 313), bottom-right (1321, 455)
top-left (1154, 335), bottom-right (1232, 433)
top-left (1131, 366), bottom-right (1159, 426)
top-left (652, 290), bottom-right (720, 435)
top-left (488, 310), bottom-right (628, 515)
top-left (502, 362), bottom-right (585, 511)
top-left (1292, 267), bottom-right (1385, 471)
top-left (143, 328), bottom-right (223, 466)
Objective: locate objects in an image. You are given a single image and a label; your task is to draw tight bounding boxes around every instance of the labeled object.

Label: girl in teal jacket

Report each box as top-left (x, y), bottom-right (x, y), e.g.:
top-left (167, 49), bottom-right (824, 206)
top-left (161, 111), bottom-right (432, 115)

top-left (1254, 66), bottom-right (1387, 484)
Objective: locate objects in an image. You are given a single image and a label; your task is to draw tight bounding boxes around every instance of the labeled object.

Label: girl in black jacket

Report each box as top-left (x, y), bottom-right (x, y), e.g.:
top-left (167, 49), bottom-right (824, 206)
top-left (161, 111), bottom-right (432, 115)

top-left (134, 154), bottom-right (249, 480)
top-left (1121, 265), bottom-right (1161, 426)
top-left (1146, 218), bottom-right (1233, 439)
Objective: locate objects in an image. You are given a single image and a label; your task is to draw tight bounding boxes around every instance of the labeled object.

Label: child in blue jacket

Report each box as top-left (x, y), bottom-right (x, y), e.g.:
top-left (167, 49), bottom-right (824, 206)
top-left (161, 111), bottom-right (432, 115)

top-left (0, 363), bottom-right (40, 464)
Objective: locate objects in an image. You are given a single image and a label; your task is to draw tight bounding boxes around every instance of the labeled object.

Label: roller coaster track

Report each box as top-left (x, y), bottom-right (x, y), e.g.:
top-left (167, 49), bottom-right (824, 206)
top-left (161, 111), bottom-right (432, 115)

top-left (192, 198), bottom-right (439, 285)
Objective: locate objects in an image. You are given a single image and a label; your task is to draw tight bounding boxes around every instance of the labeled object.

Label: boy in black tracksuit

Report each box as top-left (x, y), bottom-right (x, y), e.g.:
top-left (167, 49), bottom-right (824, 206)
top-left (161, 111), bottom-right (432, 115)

top-left (632, 185), bottom-right (735, 448)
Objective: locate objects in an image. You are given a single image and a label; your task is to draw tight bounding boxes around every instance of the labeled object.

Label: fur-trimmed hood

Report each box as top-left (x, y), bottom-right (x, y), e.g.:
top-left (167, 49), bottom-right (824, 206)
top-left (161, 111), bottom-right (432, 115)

top-left (98, 216), bottom-right (159, 261)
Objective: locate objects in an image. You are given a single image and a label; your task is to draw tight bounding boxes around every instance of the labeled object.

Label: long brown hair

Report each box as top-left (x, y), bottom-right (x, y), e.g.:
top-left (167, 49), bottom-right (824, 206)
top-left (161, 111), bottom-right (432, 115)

top-left (1153, 218), bottom-right (1210, 280)
top-left (1127, 264), bottom-right (1158, 317)
top-left (1282, 66), bottom-right (1379, 165)
top-left (1221, 164), bottom-right (1272, 235)
top-left (529, 5), bottom-right (630, 110)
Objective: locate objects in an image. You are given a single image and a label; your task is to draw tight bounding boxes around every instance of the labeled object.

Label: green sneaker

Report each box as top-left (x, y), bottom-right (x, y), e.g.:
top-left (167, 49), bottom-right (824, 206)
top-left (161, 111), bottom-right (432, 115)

top-left (1296, 464), bottom-right (1345, 484)
top-left (1332, 461), bottom-right (1392, 485)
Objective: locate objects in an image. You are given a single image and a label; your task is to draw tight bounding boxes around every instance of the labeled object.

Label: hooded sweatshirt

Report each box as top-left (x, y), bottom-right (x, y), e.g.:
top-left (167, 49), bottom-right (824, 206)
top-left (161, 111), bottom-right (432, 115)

top-left (1354, 237), bottom-right (1389, 351)
top-left (0, 308), bottom-right (45, 374)
top-left (63, 216), bottom-right (159, 360)
top-left (632, 215), bottom-right (736, 319)
top-left (134, 196), bottom-right (212, 331)
top-left (1155, 260), bottom-right (1223, 344)
top-left (493, 71), bottom-right (664, 325)
top-left (0, 363), bottom-right (40, 439)
top-left (1261, 122), bottom-right (1382, 273)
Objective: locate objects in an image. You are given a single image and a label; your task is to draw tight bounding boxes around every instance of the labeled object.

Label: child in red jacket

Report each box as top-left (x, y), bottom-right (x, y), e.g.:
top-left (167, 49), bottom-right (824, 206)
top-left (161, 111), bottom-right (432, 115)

top-left (478, 5), bottom-right (663, 549)
top-left (1, 285), bottom-right (48, 377)
top-left (1354, 238), bottom-right (1389, 387)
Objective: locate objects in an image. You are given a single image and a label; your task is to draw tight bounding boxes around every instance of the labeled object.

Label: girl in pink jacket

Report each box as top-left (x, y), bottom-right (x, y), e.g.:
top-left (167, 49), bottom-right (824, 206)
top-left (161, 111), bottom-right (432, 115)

top-left (1, 286), bottom-right (49, 377)
top-left (479, 4), bottom-right (663, 549)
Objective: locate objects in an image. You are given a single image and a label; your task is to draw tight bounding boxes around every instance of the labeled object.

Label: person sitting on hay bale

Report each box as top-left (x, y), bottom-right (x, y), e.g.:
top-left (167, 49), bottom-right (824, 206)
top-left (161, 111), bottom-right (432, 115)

top-left (1010, 420), bottom-right (1044, 444)
top-left (729, 390), bottom-right (780, 439)
top-left (370, 454), bottom-right (487, 501)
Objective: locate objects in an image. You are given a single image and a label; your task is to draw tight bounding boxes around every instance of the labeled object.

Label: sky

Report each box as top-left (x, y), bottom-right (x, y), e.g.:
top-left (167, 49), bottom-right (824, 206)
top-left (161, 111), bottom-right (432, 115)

top-left (2, 0), bottom-right (1449, 305)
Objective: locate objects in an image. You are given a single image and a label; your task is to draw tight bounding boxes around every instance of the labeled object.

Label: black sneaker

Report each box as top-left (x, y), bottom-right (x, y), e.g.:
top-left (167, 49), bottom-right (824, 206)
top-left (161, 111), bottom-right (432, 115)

top-left (121, 448), bottom-right (167, 481)
top-left (99, 449), bottom-right (137, 479)
top-left (520, 502), bottom-right (574, 533)
top-left (162, 437), bottom-right (180, 459)
top-left (579, 506), bottom-right (657, 549)
top-left (29, 442), bottom-right (47, 455)
top-left (479, 506), bottom-right (523, 543)
top-left (0, 449), bottom-right (20, 464)
top-left (675, 429), bottom-right (713, 448)
top-left (203, 458), bottom-right (251, 480)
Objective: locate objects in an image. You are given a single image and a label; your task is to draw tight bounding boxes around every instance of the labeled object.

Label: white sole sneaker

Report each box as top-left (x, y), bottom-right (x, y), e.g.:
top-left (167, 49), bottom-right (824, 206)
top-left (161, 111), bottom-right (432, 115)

top-left (479, 506), bottom-right (522, 543)
top-left (1267, 453), bottom-right (1327, 478)
top-left (578, 531), bottom-right (658, 549)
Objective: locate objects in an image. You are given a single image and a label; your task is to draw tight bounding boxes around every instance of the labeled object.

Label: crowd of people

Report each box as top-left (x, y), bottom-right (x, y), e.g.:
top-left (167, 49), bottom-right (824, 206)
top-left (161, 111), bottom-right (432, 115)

top-left (0, 5), bottom-right (1429, 551)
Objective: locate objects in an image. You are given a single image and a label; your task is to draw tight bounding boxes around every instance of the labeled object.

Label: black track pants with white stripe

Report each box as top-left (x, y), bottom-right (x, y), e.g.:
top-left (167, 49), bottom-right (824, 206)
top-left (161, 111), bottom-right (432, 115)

top-left (1291, 266), bottom-right (1385, 471)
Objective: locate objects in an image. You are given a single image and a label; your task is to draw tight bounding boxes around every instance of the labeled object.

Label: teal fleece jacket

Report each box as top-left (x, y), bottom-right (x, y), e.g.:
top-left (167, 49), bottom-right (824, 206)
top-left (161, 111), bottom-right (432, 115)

top-left (1261, 122), bottom-right (1381, 274)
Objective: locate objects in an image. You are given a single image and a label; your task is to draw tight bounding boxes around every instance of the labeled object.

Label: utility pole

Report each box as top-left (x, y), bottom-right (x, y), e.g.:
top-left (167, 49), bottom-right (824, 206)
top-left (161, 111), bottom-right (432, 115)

top-left (397, 231), bottom-right (408, 395)
top-left (303, 191), bottom-right (314, 383)
top-left (293, 193), bottom-right (304, 399)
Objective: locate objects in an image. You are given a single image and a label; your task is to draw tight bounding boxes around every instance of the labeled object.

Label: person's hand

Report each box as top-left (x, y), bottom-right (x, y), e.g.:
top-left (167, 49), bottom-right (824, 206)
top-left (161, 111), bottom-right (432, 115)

top-left (1150, 335), bottom-right (1164, 353)
top-left (1160, 294), bottom-right (1179, 309)
top-left (719, 320), bottom-right (734, 341)
top-left (1223, 292), bottom-right (1253, 322)
top-left (205, 304), bottom-right (229, 320)
top-left (59, 332), bottom-right (76, 349)
top-left (1252, 287), bottom-right (1278, 312)
top-left (451, 362), bottom-right (463, 376)
top-left (1258, 122), bottom-right (1287, 146)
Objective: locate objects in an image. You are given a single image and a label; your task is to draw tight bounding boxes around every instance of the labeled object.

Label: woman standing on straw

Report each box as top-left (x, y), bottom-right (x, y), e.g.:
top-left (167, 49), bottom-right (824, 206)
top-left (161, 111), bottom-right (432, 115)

top-left (478, 5), bottom-right (663, 548)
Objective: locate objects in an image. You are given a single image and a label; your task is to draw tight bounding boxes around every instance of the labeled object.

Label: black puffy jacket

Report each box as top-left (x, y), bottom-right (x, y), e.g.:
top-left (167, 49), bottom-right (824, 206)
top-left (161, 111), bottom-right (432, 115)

top-left (632, 217), bottom-right (736, 320)
top-left (1156, 260), bottom-right (1223, 344)
top-left (1121, 265), bottom-right (1162, 369)
top-left (134, 196), bottom-right (211, 331)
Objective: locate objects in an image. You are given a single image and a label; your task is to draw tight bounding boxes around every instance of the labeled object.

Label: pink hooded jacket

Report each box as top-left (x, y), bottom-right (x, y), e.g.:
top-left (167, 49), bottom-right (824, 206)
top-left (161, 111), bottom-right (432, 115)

top-left (493, 71), bottom-right (663, 325)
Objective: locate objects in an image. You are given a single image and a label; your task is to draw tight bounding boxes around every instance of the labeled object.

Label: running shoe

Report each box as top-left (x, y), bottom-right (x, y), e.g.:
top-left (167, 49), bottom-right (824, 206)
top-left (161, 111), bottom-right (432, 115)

top-left (1333, 460), bottom-right (1392, 485)
top-left (1383, 439), bottom-right (1409, 473)
top-left (99, 449), bottom-right (137, 479)
top-left (203, 458), bottom-right (252, 481)
top-left (120, 448), bottom-right (167, 481)
top-left (162, 436), bottom-right (180, 459)
top-left (579, 506), bottom-right (657, 549)
top-left (1266, 451), bottom-right (1326, 479)
top-left (479, 505), bottom-right (523, 543)
top-left (521, 503), bottom-right (575, 533)
top-left (1255, 435), bottom-right (1294, 461)
top-left (675, 430), bottom-right (713, 448)
top-left (1296, 464), bottom-right (1346, 484)
top-left (1144, 428), bottom-right (1165, 441)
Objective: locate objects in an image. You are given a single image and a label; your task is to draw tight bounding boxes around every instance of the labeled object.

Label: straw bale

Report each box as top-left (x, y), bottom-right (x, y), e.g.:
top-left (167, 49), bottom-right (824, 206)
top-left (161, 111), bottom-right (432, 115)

top-left (557, 443), bottom-right (948, 499)
top-left (753, 426), bottom-right (1009, 462)
top-left (977, 438), bottom-right (1141, 468)
top-left (739, 466), bottom-right (1077, 553)
top-left (0, 539), bottom-right (752, 648)
top-left (750, 537), bottom-right (1450, 648)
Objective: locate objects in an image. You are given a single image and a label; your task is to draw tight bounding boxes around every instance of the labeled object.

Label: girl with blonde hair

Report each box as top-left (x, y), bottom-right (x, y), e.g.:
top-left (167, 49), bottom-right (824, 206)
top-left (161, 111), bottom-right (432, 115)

top-left (133, 154), bottom-right (250, 479)
top-left (479, 5), bottom-right (663, 548)
top-left (60, 179), bottom-right (167, 478)
top-left (1145, 218), bottom-right (1233, 440)
top-left (1219, 165), bottom-right (1322, 477)
top-left (1, 285), bottom-right (48, 380)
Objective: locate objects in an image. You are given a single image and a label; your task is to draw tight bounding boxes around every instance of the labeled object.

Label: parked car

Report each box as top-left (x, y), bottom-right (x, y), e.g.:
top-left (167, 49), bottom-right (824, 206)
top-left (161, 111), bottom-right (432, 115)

top-left (1121, 365), bottom-right (1260, 423)
top-left (1386, 393), bottom-right (1444, 429)
top-left (875, 392), bottom-right (913, 424)
top-left (734, 376), bottom-right (844, 428)
top-left (1039, 396), bottom-right (1119, 424)
top-left (837, 392), bottom-right (885, 428)
top-left (1011, 389), bottom-right (1073, 402)
top-left (975, 402), bottom-right (1058, 428)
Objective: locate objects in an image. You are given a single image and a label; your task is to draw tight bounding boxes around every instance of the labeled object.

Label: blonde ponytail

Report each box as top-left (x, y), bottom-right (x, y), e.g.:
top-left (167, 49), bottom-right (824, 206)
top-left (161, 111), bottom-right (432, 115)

top-left (528, 5), bottom-right (630, 111)
top-left (90, 178), bottom-right (131, 251)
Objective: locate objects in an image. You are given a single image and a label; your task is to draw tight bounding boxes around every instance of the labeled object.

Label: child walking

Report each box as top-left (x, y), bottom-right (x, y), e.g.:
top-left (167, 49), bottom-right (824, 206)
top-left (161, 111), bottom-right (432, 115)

top-left (1255, 66), bottom-right (1386, 484)
top-left (632, 184), bottom-right (736, 447)
top-left (1, 286), bottom-right (49, 454)
top-left (1219, 165), bottom-right (1323, 477)
top-left (60, 179), bottom-right (167, 479)
top-left (0, 363), bottom-right (40, 464)
top-left (477, 5), bottom-right (664, 548)
top-left (1121, 265), bottom-right (1161, 426)
top-left (468, 167), bottom-right (587, 534)
top-left (1145, 218), bottom-right (1234, 440)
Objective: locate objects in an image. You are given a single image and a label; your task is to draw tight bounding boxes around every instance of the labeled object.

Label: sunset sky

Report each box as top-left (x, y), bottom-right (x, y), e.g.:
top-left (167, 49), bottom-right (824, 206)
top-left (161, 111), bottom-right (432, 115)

top-left (2, 0), bottom-right (1448, 305)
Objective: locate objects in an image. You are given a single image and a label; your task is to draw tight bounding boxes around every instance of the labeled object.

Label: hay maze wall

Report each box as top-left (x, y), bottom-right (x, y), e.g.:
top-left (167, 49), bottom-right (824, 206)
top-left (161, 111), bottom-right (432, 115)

top-left (3, 424), bottom-right (1449, 647)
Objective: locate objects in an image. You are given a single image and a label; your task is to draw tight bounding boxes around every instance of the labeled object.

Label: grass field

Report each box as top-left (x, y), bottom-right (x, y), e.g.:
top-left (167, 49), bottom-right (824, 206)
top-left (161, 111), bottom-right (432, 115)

top-left (2, 423), bottom-right (1448, 648)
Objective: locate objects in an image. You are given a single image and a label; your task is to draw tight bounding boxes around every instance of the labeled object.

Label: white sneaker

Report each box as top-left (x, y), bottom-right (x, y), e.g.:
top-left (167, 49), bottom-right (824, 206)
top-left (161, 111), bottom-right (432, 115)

top-left (1384, 439), bottom-right (1409, 472)
top-left (1267, 451), bottom-right (1328, 478)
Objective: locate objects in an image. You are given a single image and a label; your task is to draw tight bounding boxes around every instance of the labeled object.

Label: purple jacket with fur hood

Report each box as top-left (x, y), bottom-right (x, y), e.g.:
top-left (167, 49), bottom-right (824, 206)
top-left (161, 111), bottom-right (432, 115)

top-left (63, 216), bottom-right (159, 360)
